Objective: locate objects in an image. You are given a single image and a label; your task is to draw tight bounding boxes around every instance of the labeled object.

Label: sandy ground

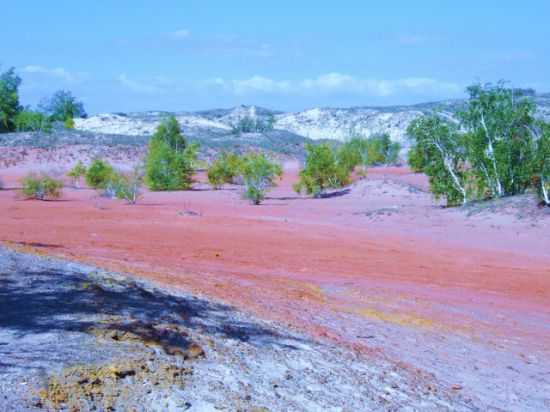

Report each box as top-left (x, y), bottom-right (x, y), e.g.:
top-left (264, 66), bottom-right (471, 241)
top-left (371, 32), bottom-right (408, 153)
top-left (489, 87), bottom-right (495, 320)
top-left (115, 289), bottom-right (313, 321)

top-left (0, 245), bottom-right (470, 411)
top-left (1, 165), bottom-right (549, 410)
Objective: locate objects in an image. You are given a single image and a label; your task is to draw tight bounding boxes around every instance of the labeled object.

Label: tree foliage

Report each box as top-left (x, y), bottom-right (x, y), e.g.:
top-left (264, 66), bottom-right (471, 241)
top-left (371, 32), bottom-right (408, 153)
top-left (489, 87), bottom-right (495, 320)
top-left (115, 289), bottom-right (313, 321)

top-left (145, 116), bottom-right (199, 191)
top-left (85, 158), bottom-right (114, 190)
top-left (0, 67), bottom-right (22, 132)
top-left (107, 166), bottom-right (144, 204)
top-left (66, 161), bottom-right (87, 188)
top-left (240, 151), bottom-right (282, 204)
top-left (13, 109), bottom-right (52, 132)
top-left (294, 143), bottom-right (354, 198)
top-left (407, 81), bottom-right (549, 206)
top-left (20, 172), bottom-right (64, 200)
top-left (39, 90), bottom-right (86, 121)
top-left (231, 114), bottom-right (274, 134)
top-left (206, 150), bottom-right (242, 189)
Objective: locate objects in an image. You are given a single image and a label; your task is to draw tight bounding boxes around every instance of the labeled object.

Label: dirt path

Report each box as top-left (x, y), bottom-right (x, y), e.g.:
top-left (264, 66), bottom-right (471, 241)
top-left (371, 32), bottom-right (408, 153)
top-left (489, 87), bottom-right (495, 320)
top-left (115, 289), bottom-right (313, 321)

top-left (1, 167), bottom-right (549, 410)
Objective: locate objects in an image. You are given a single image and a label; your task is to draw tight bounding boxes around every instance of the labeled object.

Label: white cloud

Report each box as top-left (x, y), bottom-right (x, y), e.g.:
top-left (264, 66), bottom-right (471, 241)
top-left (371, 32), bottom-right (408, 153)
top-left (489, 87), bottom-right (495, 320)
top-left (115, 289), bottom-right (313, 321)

top-left (167, 29), bottom-right (189, 41)
top-left (117, 74), bottom-right (166, 94)
top-left (21, 65), bottom-right (75, 82)
top-left (116, 73), bottom-right (460, 98)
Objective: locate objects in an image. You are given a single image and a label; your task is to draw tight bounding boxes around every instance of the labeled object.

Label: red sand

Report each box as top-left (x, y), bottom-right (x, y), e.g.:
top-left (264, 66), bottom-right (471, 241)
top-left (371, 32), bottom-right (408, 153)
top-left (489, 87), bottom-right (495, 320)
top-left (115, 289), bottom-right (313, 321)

top-left (1, 166), bottom-right (549, 407)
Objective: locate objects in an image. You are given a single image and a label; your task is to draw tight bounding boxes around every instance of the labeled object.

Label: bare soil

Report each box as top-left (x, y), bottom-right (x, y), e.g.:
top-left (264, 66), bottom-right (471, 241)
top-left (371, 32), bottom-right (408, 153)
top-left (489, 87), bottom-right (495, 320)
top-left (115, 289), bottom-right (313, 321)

top-left (0, 163), bottom-right (549, 410)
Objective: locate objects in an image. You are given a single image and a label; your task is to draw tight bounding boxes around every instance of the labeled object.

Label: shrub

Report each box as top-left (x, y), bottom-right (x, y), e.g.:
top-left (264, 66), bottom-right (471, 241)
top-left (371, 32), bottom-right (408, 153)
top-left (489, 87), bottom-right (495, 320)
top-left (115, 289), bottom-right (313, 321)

top-left (86, 158), bottom-right (114, 189)
top-left (206, 150), bottom-right (242, 189)
top-left (366, 133), bottom-right (401, 165)
top-left (39, 90), bottom-right (86, 121)
top-left (231, 114), bottom-right (275, 135)
top-left (407, 143), bottom-right (427, 173)
top-left (145, 116), bottom-right (199, 191)
top-left (294, 143), bottom-right (354, 198)
top-left (20, 172), bottom-right (63, 200)
top-left (240, 151), bottom-right (282, 205)
top-left (13, 110), bottom-right (52, 132)
top-left (0, 67), bottom-right (22, 133)
top-left (107, 167), bottom-right (144, 204)
top-left (66, 161), bottom-right (87, 188)
top-left (64, 117), bottom-right (75, 129)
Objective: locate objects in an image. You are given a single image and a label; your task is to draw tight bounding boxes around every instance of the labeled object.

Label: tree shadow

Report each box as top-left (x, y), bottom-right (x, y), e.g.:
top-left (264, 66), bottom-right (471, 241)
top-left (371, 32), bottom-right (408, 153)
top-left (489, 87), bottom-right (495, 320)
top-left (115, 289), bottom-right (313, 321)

top-left (321, 188), bottom-right (351, 198)
top-left (0, 258), bottom-right (302, 355)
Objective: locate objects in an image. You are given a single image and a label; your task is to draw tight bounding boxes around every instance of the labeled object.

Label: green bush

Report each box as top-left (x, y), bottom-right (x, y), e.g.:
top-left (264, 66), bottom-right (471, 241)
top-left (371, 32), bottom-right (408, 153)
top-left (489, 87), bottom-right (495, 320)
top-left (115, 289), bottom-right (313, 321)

top-left (20, 172), bottom-right (63, 200)
top-left (66, 161), bottom-right (87, 188)
top-left (107, 167), bottom-right (144, 204)
top-left (86, 158), bottom-right (114, 189)
top-left (206, 150), bottom-right (242, 189)
top-left (64, 117), bottom-right (75, 130)
top-left (14, 110), bottom-right (52, 132)
top-left (294, 143), bottom-right (354, 198)
top-left (240, 151), bottom-right (282, 205)
top-left (145, 116), bottom-right (199, 191)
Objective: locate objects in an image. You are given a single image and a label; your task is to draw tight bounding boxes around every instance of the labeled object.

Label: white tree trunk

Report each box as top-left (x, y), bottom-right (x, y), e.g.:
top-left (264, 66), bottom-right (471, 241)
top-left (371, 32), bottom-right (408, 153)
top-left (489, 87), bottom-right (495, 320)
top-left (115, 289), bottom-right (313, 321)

top-left (480, 113), bottom-right (503, 196)
top-left (434, 141), bottom-right (467, 205)
top-left (542, 173), bottom-right (549, 205)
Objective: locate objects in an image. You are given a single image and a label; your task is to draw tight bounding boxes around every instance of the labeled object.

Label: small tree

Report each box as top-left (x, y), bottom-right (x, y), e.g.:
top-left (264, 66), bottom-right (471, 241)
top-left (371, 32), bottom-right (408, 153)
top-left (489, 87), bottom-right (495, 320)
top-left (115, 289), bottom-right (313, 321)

top-left (107, 166), bottom-right (144, 204)
top-left (86, 158), bottom-right (114, 189)
top-left (20, 172), bottom-right (63, 200)
top-left (64, 117), bottom-right (75, 130)
top-left (13, 110), bottom-right (52, 132)
top-left (294, 143), bottom-right (354, 198)
top-left (206, 150), bottom-right (242, 189)
top-left (66, 161), bottom-right (87, 188)
top-left (240, 151), bottom-right (282, 205)
top-left (145, 116), bottom-right (199, 191)
top-left (0, 67), bottom-right (22, 132)
top-left (39, 90), bottom-right (86, 122)
top-left (407, 113), bottom-right (469, 206)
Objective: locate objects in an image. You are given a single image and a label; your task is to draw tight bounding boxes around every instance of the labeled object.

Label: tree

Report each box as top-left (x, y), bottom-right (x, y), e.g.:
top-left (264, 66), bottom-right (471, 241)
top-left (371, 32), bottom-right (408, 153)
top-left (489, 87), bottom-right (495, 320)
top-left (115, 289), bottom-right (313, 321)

top-left (66, 161), bottom-right (87, 188)
top-left (407, 113), bottom-right (469, 206)
top-left (294, 143), bottom-right (354, 198)
top-left (240, 151), bottom-right (282, 205)
top-left (107, 166), bottom-right (144, 204)
top-left (206, 150), bottom-right (242, 189)
top-left (39, 90), bottom-right (86, 121)
top-left (346, 134), bottom-right (369, 178)
top-left (457, 82), bottom-right (536, 198)
top-left (145, 116), bottom-right (199, 191)
top-left (530, 121), bottom-right (550, 205)
top-left (64, 117), bottom-right (75, 130)
top-left (0, 67), bottom-right (22, 132)
top-left (86, 158), bottom-right (114, 189)
top-left (13, 109), bottom-right (52, 132)
top-left (20, 172), bottom-right (63, 200)
top-left (366, 133), bottom-right (401, 165)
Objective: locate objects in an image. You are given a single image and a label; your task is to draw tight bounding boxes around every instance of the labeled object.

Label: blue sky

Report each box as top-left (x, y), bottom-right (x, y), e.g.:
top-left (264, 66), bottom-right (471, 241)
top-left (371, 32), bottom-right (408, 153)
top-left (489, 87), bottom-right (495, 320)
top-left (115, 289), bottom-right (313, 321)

top-left (1, 0), bottom-right (549, 114)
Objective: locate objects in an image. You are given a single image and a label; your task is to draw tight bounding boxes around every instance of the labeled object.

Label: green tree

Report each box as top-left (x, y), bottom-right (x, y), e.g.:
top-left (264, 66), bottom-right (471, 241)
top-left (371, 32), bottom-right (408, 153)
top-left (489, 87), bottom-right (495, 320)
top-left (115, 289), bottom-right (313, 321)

top-left (0, 67), bottom-right (22, 132)
top-left (240, 151), bottom-right (282, 205)
top-left (367, 133), bottom-right (401, 165)
top-left (13, 109), bottom-right (52, 132)
top-left (407, 113), bottom-right (469, 206)
top-left (294, 143), bottom-right (354, 198)
top-left (64, 117), bottom-right (75, 129)
top-left (145, 116), bottom-right (199, 191)
top-left (20, 172), bottom-right (64, 200)
top-left (457, 82), bottom-right (536, 198)
top-left (86, 158), bottom-right (114, 189)
top-left (39, 90), bottom-right (86, 121)
top-left (66, 161), bottom-right (87, 188)
top-left (206, 150), bottom-right (242, 189)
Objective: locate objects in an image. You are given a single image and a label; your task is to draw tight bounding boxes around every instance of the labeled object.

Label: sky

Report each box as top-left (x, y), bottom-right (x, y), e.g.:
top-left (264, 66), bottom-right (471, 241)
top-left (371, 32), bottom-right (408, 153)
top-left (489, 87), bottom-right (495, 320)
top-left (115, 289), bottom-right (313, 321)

top-left (1, 0), bottom-right (549, 114)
